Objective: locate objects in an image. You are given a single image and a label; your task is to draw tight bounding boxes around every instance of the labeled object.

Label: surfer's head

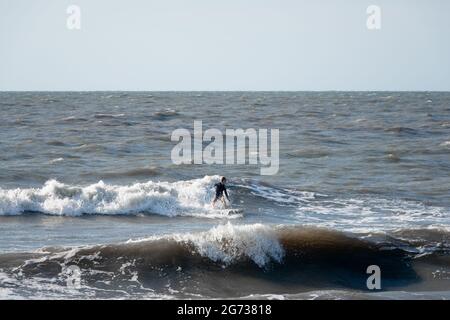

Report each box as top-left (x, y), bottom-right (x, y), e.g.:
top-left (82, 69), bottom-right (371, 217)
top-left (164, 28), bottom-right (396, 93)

top-left (221, 176), bottom-right (227, 184)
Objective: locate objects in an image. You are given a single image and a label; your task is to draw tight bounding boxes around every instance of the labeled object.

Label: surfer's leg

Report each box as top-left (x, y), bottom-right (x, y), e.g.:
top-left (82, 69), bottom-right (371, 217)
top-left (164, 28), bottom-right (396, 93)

top-left (211, 196), bottom-right (218, 207)
top-left (221, 196), bottom-right (227, 208)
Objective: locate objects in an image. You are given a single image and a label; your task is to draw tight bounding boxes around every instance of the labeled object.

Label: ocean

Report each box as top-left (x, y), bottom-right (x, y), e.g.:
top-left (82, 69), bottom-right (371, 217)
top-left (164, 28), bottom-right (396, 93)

top-left (0, 91), bottom-right (449, 299)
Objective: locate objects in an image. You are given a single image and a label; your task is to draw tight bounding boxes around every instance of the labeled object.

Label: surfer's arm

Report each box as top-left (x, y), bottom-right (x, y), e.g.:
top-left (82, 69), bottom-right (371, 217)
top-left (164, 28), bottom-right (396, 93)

top-left (212, 184), bottom-right (219, 203)
top-left (224, 188), bottom-right (230, 201)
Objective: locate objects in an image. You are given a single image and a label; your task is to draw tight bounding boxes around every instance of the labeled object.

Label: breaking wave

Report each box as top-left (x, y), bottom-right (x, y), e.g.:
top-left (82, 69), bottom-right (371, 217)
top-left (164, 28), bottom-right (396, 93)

top-left (130, 223), bottom-right (284, 268)
top-left (2, 224), bottom-right (450, 299)
top-left (0, 176), bottom-right (238, 218)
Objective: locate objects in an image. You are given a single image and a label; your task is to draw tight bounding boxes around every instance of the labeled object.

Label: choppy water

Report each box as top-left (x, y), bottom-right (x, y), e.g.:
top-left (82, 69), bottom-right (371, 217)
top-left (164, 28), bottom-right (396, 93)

top-left (0, 92), bottom-right (449, 299)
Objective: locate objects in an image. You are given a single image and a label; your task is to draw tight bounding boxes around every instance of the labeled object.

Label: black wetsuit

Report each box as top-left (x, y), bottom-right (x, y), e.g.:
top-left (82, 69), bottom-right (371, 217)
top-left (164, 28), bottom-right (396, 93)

top-left (214, 182), bottom-right (229, 200)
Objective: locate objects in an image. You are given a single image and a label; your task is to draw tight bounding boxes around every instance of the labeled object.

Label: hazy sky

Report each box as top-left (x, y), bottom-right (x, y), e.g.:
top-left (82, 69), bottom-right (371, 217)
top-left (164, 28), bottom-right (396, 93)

top-left (1, 0), bottom-right (449, 91)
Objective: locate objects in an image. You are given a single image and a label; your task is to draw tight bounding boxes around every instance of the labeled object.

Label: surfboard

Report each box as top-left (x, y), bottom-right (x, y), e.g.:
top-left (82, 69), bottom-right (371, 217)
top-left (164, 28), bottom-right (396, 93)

top-left (226, 208), bottom-right (243, 215)
top-left (215, 208), bottom-right (244, 216)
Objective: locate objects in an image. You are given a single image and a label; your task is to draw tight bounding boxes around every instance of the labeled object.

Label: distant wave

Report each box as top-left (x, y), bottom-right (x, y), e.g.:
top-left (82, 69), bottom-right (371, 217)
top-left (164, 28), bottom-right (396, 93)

top-left (152, 108), bottom-right (180, 120)
top-left (99, 166), bottom-right (160, 179)
top-left (49, 158), bottom-right (64, 164)
top-left (94, 113), bottom-right (125, 119)
top-left (0, 176), bottom-right (239, 218)
top-left (46, 140), bottom-right (67, 147)
top-left (286, 148), bottom-right (331, 159)
top-left (59, 116), bottom-right (89, 122)
top-left (384, 127), bottom-right (418, 135)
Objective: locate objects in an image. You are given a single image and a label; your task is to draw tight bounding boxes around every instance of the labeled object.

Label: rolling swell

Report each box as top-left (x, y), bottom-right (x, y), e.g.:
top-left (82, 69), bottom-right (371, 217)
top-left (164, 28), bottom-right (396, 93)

top-left (3, 224), bottom-right (448, 298)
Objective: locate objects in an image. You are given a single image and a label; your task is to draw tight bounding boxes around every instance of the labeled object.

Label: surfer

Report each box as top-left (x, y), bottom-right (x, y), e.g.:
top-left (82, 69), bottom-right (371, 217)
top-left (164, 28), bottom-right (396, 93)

top-left (212, 177), bottom-right (230, 208)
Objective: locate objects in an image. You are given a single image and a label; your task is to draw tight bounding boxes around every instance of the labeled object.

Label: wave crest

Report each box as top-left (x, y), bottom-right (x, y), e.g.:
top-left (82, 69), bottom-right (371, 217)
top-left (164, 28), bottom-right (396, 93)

top-left (0, 176), bottom-right (236, 218)
top-left (174, 223), bottom-right (283, 267)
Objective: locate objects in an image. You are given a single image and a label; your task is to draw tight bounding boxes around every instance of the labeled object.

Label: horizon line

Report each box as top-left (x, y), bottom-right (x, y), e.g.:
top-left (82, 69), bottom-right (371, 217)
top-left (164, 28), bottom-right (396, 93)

top-left (1, 90), bottom-right (449, 93)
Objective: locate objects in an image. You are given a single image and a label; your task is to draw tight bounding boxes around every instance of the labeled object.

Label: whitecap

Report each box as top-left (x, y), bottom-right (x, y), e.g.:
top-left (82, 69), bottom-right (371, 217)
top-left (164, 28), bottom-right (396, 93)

top-left (0, 176), bottom-right (239, 218)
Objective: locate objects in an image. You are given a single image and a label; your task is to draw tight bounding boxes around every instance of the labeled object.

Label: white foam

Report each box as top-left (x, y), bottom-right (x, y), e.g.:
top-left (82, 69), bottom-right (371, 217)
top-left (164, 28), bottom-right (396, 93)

top-left (95, 113), bottom-right (125, 118)
top-left (49, 158), bottom-right (64, 164)
top-left (0, 176), bottom-right (238, 218)
top-left (177, 223), bottom-right (284, 267)
top-left (296, 196), bottom-right (450, 233)
top-left (239, 182), bottom-right (317, 205)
